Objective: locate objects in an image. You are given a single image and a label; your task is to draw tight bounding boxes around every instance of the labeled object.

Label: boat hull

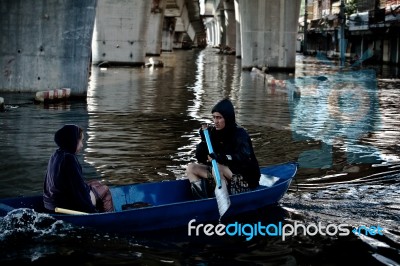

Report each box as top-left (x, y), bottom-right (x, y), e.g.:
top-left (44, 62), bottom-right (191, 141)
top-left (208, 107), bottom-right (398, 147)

top-left (0, 162), bottom-right (298, 233)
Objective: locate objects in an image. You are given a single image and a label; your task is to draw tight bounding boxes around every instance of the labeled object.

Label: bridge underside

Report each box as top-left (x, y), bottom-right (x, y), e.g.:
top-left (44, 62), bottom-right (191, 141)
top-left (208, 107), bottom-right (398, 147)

top-left (203, 0), bottom-right (301, 71)
top-left (0, 0), bottom-right (301, 93)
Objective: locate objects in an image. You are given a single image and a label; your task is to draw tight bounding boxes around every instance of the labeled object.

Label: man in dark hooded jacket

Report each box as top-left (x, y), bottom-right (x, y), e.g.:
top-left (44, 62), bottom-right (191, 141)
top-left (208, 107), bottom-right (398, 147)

top-left (186, 98), bottom-right (261, 198)
top-left (43, 124), bottom-right (112, 213)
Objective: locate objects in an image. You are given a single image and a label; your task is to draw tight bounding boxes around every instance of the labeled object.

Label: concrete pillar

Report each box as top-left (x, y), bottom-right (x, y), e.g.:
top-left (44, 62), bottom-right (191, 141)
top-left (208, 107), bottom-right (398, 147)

top-left (216, 15), bottom-right (222, 46)
top-left (161, 17), bottom-right (175, 52)
top-left (206, 22), bottom-right (215, 46)
top-left (240, 0), bottom-right (301, 71)
top-left (219, 9), bottom-right (226, 47)
top-left (173, 16), bottom-right (185, 49)
top-left (92, 0), bottom-right (152, 66)
top-left (206, 21), bottom-right (212, 45)
top-left (223, 0), bottom-right (236, 49)
top-left (206, 25), bottom-right (212, 45)
top-left (397, 37), bottom-right (400, 64)
top-left (173, 32), bottom-right (184, 49)
top-left (212, 20), bottom-right (219, 46)
top-left (146, 0), bottom-right (166, 56)
top-left (210, 21), bottom-right (217, 46)
top-left (234, 0), bottom-right (241, 57)
top-left (0, 0), bottom-right (96, 95)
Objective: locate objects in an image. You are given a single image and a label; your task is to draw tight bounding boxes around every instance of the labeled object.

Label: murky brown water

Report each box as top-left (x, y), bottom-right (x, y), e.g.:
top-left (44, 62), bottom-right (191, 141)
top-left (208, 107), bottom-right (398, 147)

top-left (0, 48), bottom-right (399, 265)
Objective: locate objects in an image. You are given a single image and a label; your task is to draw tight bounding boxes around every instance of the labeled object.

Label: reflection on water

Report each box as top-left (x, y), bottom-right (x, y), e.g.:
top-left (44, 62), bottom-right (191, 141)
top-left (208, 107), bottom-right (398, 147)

top-left (0, 48), bottom-right (399, 264)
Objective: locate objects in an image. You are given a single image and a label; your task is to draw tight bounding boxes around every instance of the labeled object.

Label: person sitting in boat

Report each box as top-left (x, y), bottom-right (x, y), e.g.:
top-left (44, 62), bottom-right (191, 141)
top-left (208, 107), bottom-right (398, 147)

top-left (186, 98), bottom-right (261, 198)
top-left (43, 124), bottom-right (114, 213)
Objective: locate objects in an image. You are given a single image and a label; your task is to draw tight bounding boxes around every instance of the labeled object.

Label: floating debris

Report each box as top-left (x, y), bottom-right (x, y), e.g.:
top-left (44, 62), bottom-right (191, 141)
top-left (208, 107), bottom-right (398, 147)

top-left (34, 88), bottom-right (71, 103)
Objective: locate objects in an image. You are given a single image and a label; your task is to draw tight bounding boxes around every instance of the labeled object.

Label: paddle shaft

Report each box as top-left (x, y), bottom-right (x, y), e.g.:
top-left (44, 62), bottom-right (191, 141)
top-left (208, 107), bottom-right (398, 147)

top-left (55, 207), bottom-right (89, 215)
top-left (203, 129), bottom-right (222, 189)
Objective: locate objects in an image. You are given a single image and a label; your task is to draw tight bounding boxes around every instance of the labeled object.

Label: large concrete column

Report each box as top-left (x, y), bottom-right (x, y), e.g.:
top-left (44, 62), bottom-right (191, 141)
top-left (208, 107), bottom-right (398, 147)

top-left (223, 0), bottom-right (236, 49)
top-left (205, 21), bottom-right (212, 46)
top-left (92, 0), bottom-right (151, 66)
top-left (234, 0), bottom-right (241, 58)
top-left (0, 0), bottom-right (96, 95)
top-left (206, 21), bottom-right (216, 46)
top-left (240, 0), bottom-right (301, 71)
top-left (173, 32), bottom-right (185, 49)
top-left (211, 20), bottom-right (220, 46)
top-left (216, 14), bottom-right (222, 46)
top-left (146, 0), bottom-right (166, 56)
top-left (219, 9), bottom-right (226, 47)
top-left (173, 16), bottom-right (185, 49)
top-left (161, 17), bottom-right (175, 52)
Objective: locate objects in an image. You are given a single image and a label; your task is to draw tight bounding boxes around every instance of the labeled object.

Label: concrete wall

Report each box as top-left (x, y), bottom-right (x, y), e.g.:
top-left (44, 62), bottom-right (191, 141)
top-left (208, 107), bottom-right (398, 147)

top-left (91, 0), bottom-right (151, 66)
top-left (0, 0), bottom-right (96, 95)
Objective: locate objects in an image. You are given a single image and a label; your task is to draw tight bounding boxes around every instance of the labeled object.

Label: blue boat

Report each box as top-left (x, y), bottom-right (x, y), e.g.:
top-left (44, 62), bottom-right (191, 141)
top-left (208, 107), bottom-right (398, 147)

top-left (0, 162), bottom-right (298, 233)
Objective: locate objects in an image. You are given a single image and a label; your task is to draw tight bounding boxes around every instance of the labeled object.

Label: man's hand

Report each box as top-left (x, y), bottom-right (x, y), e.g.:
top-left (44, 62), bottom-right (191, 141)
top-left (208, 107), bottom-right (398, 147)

top-left (208, 152), bottom-right (229, 165)
top-left (209, 152), bottom-right (217, 160)
top-left (199, 123), bottom-right (209, 141)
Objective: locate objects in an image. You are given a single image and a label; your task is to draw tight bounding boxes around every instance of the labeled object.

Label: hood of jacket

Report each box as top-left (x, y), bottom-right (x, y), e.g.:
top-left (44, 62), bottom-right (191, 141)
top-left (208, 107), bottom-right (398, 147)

top-left (54, 124), bottom-right (81, 153)
top-left (211, 98), bottom-right (237, 131)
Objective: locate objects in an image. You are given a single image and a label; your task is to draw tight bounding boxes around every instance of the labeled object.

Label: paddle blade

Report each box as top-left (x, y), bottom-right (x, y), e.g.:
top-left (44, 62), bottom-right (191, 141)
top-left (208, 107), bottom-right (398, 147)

top-left (214, 178), bottom-right (231, 217)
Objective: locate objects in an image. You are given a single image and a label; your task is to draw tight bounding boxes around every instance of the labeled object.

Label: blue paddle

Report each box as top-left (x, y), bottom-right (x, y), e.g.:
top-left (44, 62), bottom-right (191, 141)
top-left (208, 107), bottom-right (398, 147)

top-left (202, 127), bottom-right (230, 217)
top-left (203, 129), bottom-right (222, 189)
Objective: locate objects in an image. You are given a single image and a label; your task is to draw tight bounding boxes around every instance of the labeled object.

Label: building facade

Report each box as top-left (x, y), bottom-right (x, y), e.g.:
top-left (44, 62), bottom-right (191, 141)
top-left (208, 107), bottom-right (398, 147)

top-left (301, 0), bottom-right (400, 65)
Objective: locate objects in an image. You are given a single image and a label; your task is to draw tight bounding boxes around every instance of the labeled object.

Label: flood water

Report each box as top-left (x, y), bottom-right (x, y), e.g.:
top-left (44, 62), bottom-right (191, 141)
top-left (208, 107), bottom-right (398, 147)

top-left (0, 47), bottom-right (399, 265)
